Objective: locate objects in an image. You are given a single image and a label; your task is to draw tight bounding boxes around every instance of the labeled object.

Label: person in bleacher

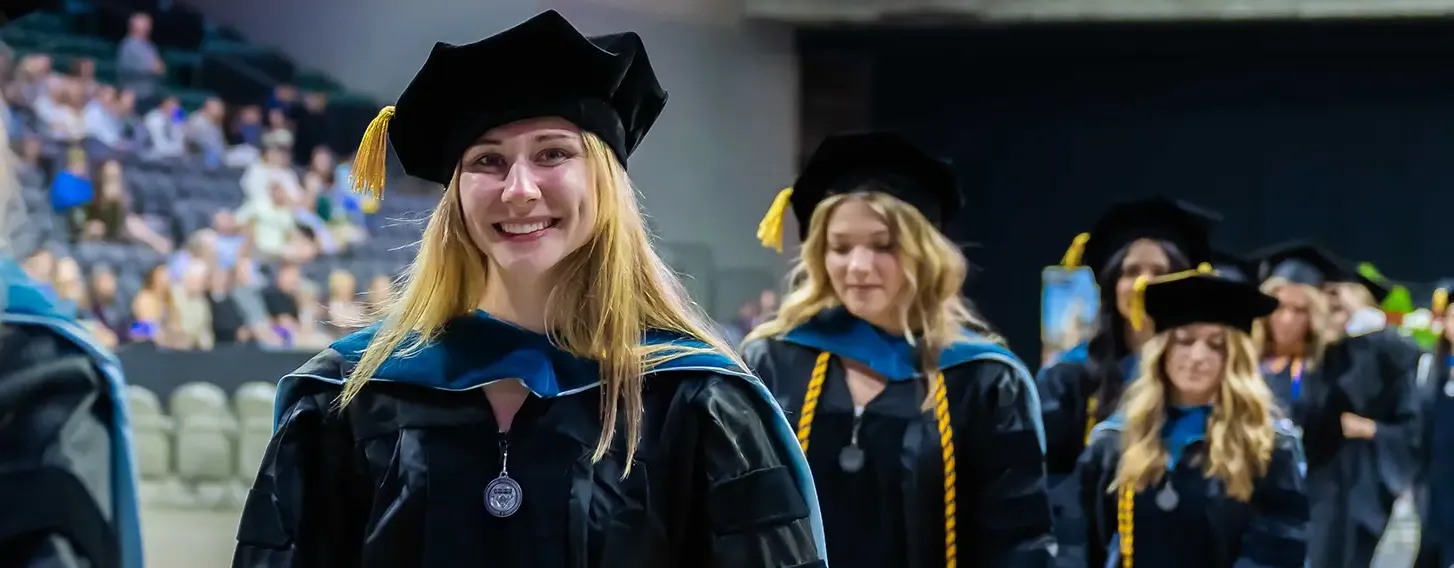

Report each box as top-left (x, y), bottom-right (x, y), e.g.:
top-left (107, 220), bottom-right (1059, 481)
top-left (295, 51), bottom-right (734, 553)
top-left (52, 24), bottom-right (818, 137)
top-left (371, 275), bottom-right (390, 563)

top-left (740, 132), bottom-right (1054, 568)
top-left (232, 10), bottom-right (827, 567)
top-left (0, 3), bottom-right (145, 567)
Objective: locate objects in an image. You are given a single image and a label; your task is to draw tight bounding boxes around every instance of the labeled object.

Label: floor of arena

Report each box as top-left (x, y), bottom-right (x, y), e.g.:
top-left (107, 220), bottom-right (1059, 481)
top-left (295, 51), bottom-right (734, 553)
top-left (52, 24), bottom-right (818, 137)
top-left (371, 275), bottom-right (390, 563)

top-left (139, 498), bottom-right (1424, 567)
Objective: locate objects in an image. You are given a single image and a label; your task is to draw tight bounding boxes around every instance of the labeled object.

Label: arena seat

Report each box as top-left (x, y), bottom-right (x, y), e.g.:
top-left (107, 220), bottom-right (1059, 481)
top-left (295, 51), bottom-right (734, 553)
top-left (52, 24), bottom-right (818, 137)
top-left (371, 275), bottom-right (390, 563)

top-left (124, 385), bottom-right (172, 479)
top-left (125, 385), bottom-right (194, 508)
top-left (170, 382), bottom-right (245, 509)
top-left (168, 381), bottom-right (234, 424)
top-left (232, 381), bottom-right (276, 483)
top-left (232, 381), bottom-right (275, 420)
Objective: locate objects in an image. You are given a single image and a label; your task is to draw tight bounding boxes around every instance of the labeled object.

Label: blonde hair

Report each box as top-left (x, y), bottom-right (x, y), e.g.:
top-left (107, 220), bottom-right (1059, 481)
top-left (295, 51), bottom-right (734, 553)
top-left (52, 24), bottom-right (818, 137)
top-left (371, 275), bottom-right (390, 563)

top-left (744, 190), bottom-right (998, 404)
top-left (1252, 277), bottom-right (1338, 369)
top-left (1111, 328), bottom-right (1277, 501)
top-left (339, 133), bottom-right (740, 472)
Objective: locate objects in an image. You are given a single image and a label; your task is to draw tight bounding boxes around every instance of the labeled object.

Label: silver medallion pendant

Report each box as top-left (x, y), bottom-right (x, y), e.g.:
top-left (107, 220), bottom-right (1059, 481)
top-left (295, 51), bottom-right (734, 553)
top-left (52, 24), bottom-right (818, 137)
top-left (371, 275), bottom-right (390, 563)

top-left (838, 445), bottom-right (865, 473)
top-left (485, 475), bottom-right (523, 518)
top-left (1156, 482), bottom-right (1179, 511)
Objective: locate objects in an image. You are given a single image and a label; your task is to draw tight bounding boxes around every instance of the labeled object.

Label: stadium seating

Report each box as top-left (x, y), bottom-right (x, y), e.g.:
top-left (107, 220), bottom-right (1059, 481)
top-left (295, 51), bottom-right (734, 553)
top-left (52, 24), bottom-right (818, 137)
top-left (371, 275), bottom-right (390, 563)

top-left (125, 381), bottom-right (276, 511)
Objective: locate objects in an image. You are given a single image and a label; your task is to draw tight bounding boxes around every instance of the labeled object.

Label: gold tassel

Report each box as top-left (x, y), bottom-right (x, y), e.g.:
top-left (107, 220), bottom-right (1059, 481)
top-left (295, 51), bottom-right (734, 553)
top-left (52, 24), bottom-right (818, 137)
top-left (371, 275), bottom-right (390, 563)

top-left (1128, 264), bottom-right (1217, 331)
top-left (1435, 288), bottom-right (1449, 316)
top-left (756, 187), bottom-right (795, 252)
top-left (349, 106), bottom-right (396, 202)
top-left (1060, 232), bottom-right (1091, 268)
top-left (1129, 275), bottom-right (1150, 331)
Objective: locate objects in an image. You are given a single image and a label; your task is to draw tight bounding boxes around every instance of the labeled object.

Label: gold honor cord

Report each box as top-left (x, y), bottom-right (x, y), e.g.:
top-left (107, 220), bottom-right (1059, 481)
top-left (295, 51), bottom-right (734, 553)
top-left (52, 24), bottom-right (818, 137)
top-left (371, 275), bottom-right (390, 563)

top-left (794, 351), bottom-right (960, 567)
top-left (932, 371), bottom-right (959, 568)
top-left (1117, 484), bottom-right (1136, 568)
top-left (796, 352), bottom-right (831, 452)
top-left (1084, 396), bottom-right (1100, 445)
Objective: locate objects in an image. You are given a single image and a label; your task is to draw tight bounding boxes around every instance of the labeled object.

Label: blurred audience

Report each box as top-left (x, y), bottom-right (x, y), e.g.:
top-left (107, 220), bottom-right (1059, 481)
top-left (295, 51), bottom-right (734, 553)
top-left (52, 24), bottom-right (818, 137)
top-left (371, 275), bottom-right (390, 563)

top-left (0, 10), bottom-right (397, 355)
top-left (116, 12), bottom-right (164, 106)
top-left (74, 159), bottom-right (172, 253)
top-left (184, 96), bottom-right (225, 166)
top-left (141, 95), bottom-right (185, 159)
top-left (170, 261), bottom-right (213, 350)
top-left (325, 268), bottom-right (362, 334)
top-left (87, 264), bottom-right (126, 337)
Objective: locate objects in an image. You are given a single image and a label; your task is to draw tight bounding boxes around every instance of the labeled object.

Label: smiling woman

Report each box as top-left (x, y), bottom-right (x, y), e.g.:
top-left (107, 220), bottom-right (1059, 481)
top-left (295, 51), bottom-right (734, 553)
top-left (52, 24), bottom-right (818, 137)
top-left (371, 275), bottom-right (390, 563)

top-left (458, 119), bottom-right (599, 281)
top-left (231, 10), bottom-right (827, 568)
top-left (742, 132), bottom-right (1054, 568)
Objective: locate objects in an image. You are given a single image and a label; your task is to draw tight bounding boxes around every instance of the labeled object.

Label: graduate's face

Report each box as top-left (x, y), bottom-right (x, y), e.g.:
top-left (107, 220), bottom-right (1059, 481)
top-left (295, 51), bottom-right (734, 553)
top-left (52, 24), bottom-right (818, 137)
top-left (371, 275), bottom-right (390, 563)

top-left (1116, 239), bottom-right (1172, 320)
top-left (1322, 283), bottom-right (1353, 331)
top-left (1163, 323), bottom-right (1228, 405)
top-left (1269, 285), bottom-right (1312, 348)
top-left (458, 118), bottom-right (596, 279)
top-left (824, 198), bottom-right (905, 329)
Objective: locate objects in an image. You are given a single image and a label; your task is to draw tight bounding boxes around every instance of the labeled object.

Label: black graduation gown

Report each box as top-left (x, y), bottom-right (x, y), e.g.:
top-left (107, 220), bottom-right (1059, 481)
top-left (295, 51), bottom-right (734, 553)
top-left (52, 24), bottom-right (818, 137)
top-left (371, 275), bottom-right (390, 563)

top-left (742, 312), bottom-right (1054, 568)
top-left (1413, 353), bottom-right (1454, 568)
top-left (1, 259), bottom-right (144, 568)
top-left (1077, 414), bottom-right (1309, 568)
top-left (232, 312), bottom-right (828, 568)
top-left (1283, 333), bottom-right (1419, 568)
top-left (1035, 350), bottom-right (1136, 568)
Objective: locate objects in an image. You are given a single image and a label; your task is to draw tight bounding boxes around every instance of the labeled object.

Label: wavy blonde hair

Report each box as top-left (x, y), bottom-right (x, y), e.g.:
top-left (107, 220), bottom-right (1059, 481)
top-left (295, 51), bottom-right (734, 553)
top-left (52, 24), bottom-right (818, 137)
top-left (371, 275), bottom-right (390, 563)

top-left (339, 133), bottom-right (741, 471)
top-left (744, 190), bottom-right (999, 404)
top-left (1252, 276), bottom-right (1338, 369)
top-left (1111, 328), bottom-right (1277, 501)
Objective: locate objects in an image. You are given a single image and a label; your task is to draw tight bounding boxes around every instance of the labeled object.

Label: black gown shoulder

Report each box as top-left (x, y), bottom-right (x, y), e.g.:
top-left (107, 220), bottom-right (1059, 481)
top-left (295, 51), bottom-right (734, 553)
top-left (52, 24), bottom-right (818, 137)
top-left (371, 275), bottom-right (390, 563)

top-left (1077, 419), bottom-right (1309, 568)
top-left (234, 347), bottom-right (826, 568)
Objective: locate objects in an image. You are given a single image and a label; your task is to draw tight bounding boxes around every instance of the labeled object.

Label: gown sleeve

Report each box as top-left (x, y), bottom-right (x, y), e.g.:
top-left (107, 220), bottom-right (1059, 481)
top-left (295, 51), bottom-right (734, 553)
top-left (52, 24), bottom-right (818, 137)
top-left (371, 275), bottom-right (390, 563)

top-left (688, 375), bottom-right (825, 568)
top-left (1233, 433), bottom-right (1310, 568)
top-left (958, 361), bottom-right (1056, 567)
top-left (232, 382), bottom-right (366, 568)
top-left (1370, 333), bottom-right (1422, 495)
top-left (1036, 361), bottom-right (1089, 475)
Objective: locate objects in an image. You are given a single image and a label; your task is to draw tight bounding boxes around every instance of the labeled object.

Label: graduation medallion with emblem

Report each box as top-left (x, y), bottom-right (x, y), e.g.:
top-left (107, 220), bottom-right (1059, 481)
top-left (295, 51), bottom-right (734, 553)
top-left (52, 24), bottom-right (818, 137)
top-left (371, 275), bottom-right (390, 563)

top-left (486, 439), bottom-right (523, 517)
